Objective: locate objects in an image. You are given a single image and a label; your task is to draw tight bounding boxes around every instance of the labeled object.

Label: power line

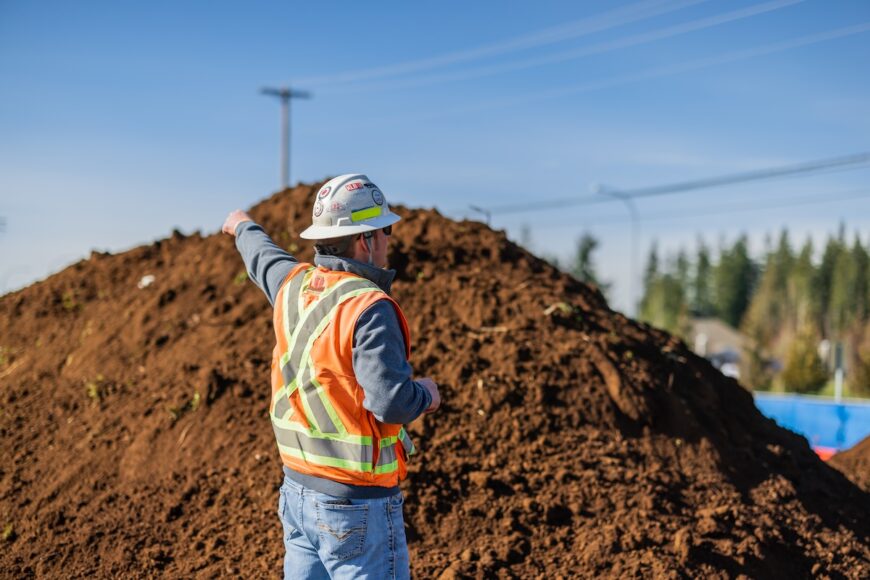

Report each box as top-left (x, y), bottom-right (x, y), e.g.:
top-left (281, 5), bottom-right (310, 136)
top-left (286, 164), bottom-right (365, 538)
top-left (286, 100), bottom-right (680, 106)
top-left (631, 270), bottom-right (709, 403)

top-left (324, 0), bottom-right (803, 95)
top-left (294, 0), bottom-right (709, 87)
top-left (381, 20), bottom-right (870, 127)
top-left (537, 187), bottom-right (870, 230)
top-left (476, 152), bottom-right (870, 216)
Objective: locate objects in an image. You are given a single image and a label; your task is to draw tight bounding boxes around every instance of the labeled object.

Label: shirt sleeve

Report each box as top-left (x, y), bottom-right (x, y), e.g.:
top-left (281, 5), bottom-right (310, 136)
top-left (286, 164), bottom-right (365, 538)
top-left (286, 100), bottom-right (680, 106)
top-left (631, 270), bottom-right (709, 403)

top-left (234, 221), bottom-right (299, 306)
top-left (352, 300), bottom-right (432, 424)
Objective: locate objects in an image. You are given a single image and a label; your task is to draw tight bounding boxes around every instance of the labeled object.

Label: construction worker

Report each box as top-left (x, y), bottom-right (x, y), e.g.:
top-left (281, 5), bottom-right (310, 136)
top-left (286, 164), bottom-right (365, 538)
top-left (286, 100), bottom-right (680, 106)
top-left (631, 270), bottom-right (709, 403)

top-left (222, 174), bottom-right (440, 579)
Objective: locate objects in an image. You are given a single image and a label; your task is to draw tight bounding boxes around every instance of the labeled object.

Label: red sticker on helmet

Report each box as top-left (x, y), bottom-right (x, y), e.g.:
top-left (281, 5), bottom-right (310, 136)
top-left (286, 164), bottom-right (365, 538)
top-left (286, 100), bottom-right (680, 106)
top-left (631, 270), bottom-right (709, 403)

top-left (346, 182), bottom-right (363, 191)
top-left (318, 186), bottom-right (331, 199)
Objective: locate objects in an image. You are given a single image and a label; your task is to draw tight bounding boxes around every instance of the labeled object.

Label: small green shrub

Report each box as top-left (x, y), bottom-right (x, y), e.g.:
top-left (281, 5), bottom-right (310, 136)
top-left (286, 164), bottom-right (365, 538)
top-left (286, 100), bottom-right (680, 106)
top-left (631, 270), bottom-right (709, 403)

top-left (781, 326), bottom-right (828, 394)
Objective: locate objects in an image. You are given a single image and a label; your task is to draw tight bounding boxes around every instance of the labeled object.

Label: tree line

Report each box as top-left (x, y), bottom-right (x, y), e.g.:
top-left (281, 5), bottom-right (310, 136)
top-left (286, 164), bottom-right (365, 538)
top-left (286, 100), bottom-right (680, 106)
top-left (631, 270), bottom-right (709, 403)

top-left (637, 226), bottom-right (870, 397)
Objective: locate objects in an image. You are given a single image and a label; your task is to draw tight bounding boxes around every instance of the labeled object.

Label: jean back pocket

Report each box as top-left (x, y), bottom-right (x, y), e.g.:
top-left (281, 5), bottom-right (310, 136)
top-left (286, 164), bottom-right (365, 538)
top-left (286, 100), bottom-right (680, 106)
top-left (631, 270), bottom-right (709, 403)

top-left (315, 500), bottom-right (368, 561)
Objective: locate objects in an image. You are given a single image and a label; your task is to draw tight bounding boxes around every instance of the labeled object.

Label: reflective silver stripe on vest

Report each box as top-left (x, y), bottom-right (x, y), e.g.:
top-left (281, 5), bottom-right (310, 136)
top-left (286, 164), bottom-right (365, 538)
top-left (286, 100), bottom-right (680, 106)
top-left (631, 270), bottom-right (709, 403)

top-left (376, 441), bottom-right (397, 467)
top-left (280, 278), bottom-right (378, 435)
top-left (272, 423), bottom-right (373, 465)
top-left (399, 428), bottom-right (415, 455)
top-left (273, 393), bottom-right (291, 420)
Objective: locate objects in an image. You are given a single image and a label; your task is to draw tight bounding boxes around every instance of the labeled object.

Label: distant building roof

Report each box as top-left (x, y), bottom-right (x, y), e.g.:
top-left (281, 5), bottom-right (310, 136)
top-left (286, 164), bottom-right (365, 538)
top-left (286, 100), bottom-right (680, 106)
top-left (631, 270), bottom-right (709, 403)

top-left (690, 317), bottom-right (747, 358)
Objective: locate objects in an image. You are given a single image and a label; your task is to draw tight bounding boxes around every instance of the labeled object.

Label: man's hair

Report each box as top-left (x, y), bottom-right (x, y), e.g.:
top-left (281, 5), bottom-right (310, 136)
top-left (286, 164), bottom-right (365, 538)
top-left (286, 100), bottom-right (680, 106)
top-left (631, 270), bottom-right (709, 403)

top-left (314, 235), bottom-right (358, 258)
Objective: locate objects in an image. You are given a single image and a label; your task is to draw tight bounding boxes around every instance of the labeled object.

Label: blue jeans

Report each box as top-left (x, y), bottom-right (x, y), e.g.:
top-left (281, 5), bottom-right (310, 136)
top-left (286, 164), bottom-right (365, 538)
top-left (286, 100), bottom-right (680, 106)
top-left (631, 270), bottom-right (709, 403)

top-left (277, 475), bottom-right (410, 579)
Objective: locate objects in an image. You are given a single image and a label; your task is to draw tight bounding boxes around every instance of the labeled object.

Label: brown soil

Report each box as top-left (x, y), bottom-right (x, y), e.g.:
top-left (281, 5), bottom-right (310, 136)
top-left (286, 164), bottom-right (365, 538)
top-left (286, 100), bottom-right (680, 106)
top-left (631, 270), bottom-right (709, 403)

top-left (1, 182), bottom-right (868, 579)
top-left (830, 436), bottom-right (870, 492)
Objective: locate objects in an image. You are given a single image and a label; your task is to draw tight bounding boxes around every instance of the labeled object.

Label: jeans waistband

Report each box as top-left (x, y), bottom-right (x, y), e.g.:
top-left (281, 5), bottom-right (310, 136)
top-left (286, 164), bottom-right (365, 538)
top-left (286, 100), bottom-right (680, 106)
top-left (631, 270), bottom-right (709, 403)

top-left (282, 467), bottom-right (401, 499)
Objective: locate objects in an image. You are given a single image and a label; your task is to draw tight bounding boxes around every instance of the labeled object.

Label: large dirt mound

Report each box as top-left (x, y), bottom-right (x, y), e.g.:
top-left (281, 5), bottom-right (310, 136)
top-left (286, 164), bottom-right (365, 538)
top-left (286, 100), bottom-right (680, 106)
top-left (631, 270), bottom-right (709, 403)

top-left (1, 182), bottom-right (868, 579)
top-left (831, 436), bottom-right (870, 492)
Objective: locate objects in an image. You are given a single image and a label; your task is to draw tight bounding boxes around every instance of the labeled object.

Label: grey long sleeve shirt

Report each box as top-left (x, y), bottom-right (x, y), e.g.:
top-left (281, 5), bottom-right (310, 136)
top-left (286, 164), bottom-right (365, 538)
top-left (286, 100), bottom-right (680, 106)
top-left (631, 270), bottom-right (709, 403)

top-left (234, 221), bottom-right (432, 426)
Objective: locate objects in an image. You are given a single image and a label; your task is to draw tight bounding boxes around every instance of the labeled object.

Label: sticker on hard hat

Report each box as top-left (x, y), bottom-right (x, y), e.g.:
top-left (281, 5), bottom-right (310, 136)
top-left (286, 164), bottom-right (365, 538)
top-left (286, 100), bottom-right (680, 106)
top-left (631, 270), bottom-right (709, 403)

top-left (351, 206), bottom-right (382, 222)
top-left (318, 186), bottom-right (331, 199)
top-left (346, 182), bottom-right (363, 191)
top-left (372, 190), bottom-right (384, 205)
top-left (313, 202), bottom-right (324, 217)
top-left (328, 201), bottom-right (346, 213)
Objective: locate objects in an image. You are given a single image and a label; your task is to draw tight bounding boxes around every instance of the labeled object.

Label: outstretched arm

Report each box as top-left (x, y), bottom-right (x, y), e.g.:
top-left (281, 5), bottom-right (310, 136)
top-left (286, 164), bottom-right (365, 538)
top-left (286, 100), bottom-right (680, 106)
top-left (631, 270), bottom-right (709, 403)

top-left (222, 210), bottom-right (298, 306)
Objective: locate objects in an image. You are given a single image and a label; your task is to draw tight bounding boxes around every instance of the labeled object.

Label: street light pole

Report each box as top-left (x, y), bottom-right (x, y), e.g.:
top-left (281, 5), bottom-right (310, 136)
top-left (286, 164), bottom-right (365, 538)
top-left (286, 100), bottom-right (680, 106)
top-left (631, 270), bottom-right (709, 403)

top-left (595, 184), bottom-right (640, 317)
top-left (261, 86), bottom-right (311, 190)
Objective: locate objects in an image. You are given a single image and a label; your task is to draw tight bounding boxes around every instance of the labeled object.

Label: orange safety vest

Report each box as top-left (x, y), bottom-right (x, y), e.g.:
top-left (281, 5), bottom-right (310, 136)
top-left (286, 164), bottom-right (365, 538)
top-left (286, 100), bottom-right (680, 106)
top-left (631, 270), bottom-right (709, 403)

top-left (269, 263), bottom-right (416, 487)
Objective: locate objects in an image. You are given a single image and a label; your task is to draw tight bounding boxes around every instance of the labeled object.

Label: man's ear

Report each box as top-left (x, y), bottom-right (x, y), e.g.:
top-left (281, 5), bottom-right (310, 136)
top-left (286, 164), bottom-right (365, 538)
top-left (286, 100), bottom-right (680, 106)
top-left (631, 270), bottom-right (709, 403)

top-left (354, 234), bottom-right (369, 257)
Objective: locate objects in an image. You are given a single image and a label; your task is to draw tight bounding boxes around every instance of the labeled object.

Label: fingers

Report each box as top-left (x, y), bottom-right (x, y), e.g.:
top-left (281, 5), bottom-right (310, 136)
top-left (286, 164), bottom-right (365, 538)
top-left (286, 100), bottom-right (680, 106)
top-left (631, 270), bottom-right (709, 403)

top-left (418, 377), bottom-right (441, 414)
top-left (222, 210), bottom-right (252, 236)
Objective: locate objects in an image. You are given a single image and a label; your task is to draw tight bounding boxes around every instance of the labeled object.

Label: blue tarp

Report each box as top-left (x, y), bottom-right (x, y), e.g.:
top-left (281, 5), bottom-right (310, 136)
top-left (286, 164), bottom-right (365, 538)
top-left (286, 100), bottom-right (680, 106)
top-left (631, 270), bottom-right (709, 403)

top-left (754, 393), bottom-right (870, 451)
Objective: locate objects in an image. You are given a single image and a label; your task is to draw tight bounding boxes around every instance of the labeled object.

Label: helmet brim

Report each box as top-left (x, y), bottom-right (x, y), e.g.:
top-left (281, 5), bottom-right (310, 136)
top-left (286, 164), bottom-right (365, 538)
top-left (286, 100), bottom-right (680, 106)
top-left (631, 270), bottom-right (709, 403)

top-left (299, 211), bottom-right (401, 240)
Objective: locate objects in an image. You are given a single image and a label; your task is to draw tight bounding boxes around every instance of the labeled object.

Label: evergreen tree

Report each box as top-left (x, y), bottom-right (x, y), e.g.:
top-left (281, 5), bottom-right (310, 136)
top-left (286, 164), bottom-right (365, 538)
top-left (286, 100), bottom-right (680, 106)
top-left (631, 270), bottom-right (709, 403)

top-left (788, 238), bottom-right (817, 330)
top-left (675, 250), bottom-right (690, 292)
top-left (639, 242), bottom-right (659, 317)
top-left (851, 236), bottom-right (869, 322)
top-left (692, 239), bottom-right (714, 316)
top-left (850, 319), bottom-right (870, 398)
top-left (571, 233), bottom-right (609, 295)
top-left (742, 229), bottom-right (794, 346)
top-left (816, 230), bottom-right (845, 335)
top-left (643, 242), bottom-right (659, 293)
top-left (714, 235), bottom-right (756, 328)
top-left (640, 270), bottom-right (689, 337)
top-left (829, 240), bottom-right (857, 337)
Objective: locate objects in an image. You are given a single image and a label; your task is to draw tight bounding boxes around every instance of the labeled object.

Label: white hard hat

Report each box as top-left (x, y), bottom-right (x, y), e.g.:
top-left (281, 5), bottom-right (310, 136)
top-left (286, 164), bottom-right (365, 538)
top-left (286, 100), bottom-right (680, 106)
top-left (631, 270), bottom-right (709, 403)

top-left (300, 174), bottom-right (401, 240)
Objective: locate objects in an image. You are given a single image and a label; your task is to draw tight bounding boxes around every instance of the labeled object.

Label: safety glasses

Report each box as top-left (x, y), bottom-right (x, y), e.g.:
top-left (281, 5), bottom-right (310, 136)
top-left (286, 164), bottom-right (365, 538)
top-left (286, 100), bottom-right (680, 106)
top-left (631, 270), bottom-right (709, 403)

top-left (382, 225), bottom-right (392, 236)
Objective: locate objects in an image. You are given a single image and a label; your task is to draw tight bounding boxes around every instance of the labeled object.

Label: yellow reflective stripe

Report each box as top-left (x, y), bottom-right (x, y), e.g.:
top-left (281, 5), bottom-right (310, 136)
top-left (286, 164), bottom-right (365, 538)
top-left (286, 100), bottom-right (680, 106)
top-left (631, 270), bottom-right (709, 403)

top-left (373, 459), bottom-right (399, 474)
top-left (295, 286), bottom-right (381, 435)
top-left (351, 206), bottom-right (382, 222)
top-left (279, 277), bottom-right (361, 368)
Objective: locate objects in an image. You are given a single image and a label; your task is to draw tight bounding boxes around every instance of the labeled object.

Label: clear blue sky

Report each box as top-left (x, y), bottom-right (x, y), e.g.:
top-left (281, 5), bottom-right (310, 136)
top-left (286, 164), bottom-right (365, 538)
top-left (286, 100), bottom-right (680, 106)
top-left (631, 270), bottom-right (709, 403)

top-left (2, 0), bottom-right (869, 312)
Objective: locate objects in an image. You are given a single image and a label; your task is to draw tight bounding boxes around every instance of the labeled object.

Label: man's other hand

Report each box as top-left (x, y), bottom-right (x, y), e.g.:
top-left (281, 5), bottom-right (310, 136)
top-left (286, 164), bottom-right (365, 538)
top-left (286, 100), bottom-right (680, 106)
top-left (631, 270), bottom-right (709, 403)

top-left (418, 378), bottom-right (441, 414)
top-left (222, 210), bottom-right (253, 236)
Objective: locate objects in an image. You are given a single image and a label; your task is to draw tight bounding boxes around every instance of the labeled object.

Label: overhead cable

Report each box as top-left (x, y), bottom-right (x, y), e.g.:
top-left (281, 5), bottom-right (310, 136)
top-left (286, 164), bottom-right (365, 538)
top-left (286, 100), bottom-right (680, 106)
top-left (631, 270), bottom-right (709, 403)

top-left (473, 152), bottom-right (870, 216)
top-left (325, 0), bottom-right (804, 95)
top-left (292, 0), bottom-right (709, 86)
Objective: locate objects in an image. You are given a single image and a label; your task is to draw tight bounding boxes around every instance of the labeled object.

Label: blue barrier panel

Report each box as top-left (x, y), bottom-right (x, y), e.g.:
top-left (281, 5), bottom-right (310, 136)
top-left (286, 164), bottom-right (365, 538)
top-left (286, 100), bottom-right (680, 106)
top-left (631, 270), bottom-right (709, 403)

top-left (754, 393), bottom-right (870, 451)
